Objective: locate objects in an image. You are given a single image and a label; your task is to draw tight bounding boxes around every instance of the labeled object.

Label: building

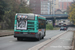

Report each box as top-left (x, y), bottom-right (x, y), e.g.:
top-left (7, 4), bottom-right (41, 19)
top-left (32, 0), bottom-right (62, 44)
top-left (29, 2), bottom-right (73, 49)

top-left (41, 0), bottom-right (51, 14)
top-left (47, 0), bottom-right (60, 14)
top-left (30, 0), bottom-right (51, 14)
top-left (59, 0), bottom-right (73, 11)
top-left (30, 0), bottom-right (41, 14)
top-left (73, 0), bottom-right (75, 1)
top-left (55, 9), bottom-right (63, 14)
top-left (55, 0), bottom-right (59, 9)
top-left (50, 0), bottom-right (73, 14)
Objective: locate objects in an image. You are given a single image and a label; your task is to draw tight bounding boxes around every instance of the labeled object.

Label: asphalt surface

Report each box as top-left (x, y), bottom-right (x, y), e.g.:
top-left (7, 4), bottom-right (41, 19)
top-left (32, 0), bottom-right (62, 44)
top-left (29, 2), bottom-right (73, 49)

top-left (0, 30), bottom-right (65, 50)
top-left (44, 31), bottom-right (73, 50)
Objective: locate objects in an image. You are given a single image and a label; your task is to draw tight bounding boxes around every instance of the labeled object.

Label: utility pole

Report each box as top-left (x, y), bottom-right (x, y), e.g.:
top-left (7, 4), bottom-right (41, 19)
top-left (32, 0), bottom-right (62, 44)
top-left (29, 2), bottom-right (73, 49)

top-left (51, 0), bottom-right (53, 15)
top-left (52, 0), bottom-right (56, 27)
top-left (49, 0), bottom-right (53, 14)
top-left (48, 0), bottom-right (52, 15)
top-left (53, 0), bottom-right (56, 15)
top-left (50, 1), bottom-right (51, 14)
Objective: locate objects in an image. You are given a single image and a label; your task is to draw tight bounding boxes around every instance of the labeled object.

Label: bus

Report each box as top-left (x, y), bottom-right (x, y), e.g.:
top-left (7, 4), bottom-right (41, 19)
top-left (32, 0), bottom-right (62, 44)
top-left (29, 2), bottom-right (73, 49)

top-left (14, 13), bottom-right (46, 41)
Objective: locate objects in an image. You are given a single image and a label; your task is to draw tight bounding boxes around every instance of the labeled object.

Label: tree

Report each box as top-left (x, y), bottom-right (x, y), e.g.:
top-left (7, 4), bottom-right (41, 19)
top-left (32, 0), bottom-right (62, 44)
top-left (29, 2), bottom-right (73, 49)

top-left (0, 0), bottom-right (6, 15)
top-left (0, 0), bottom-right (32, 29)
top-left (0, 0), bottom-right (7, 21)
top-left (68, 2), bottom-right (75, 25)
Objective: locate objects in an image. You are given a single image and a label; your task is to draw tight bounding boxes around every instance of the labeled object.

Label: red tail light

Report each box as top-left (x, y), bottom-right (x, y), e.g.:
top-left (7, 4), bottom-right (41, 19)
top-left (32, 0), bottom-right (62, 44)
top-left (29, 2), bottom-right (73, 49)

top-left (31, 33), bottom-right (35, 34)
top-left (15, 32), bottom-right (20, 34)
top-left (64, 28), bottom-right (66, 30)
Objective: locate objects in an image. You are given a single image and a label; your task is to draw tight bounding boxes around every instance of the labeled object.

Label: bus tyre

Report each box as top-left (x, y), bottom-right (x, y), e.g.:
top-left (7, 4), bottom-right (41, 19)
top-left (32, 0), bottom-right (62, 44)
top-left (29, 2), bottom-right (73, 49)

top-left (44, 32), bottom-right (46, 36)
top-left (37, 34), bottom-right (41, 41)
top-left (17, 37), bottom-right (22, 41)
top-left (42, 36), bottom-right (44, 39)
top-left (42, 33), bottom-right (45, 39)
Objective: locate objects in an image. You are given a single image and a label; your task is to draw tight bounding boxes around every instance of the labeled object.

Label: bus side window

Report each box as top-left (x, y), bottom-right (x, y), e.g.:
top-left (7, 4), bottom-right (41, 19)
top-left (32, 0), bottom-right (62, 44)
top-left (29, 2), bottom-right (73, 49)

top-left (38, 19), bottom-right (45, 29)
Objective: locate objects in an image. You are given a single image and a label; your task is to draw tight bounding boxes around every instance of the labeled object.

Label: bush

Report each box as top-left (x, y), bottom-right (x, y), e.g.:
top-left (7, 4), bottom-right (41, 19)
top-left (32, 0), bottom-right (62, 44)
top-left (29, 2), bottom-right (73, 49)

top-left (46, 24), bottom-right (53, 30)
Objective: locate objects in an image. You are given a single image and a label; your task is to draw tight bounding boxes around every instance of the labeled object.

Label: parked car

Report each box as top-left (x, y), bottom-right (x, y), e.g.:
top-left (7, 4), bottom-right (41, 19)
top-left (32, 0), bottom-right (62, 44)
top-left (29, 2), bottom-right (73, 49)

top-left (60, 27), bottom-right (67, 31)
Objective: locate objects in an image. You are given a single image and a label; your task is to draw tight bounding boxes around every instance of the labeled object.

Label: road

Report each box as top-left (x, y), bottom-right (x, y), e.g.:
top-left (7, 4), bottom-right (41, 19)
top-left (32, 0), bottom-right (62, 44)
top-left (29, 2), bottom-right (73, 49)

top-left (44, 31), bottom-right (73, 50)
top-left (0, 30), bottom-right (65, 50)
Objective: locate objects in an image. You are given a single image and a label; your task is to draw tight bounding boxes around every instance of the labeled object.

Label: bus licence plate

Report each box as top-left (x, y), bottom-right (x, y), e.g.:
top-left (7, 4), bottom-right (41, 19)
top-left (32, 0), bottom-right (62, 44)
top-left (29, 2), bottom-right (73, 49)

top-left (23, 33), bottom-right (27, 34)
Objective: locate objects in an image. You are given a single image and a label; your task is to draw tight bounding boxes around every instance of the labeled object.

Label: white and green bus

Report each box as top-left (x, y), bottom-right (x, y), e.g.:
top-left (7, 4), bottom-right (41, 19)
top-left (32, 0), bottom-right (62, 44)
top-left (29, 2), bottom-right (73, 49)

top-left (14, 13), bottom-right (46, 41)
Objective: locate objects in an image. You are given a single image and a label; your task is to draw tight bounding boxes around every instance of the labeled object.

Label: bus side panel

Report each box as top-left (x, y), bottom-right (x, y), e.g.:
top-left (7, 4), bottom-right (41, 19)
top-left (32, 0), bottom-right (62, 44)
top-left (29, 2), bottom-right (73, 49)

top-left (37, 17), bottom-right (46, 38)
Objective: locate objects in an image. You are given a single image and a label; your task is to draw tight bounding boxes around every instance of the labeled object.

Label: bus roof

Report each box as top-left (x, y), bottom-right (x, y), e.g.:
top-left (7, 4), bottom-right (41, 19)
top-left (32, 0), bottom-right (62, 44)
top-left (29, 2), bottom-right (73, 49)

top-left (16, 13), bottom-right (46, 19)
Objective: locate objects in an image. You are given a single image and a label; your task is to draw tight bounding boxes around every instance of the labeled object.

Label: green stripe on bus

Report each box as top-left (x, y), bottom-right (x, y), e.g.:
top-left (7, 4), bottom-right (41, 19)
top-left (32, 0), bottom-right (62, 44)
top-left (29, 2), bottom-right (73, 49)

top-left (38, 17), bottom-right (46, 20)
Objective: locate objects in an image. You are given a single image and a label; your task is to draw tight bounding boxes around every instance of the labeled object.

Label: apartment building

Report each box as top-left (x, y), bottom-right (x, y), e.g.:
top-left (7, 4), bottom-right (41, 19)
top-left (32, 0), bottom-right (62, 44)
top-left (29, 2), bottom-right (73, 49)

top-left (59, 0), bottom-right (73, 11)
top-left (30, 0), bottom-right (41, 14)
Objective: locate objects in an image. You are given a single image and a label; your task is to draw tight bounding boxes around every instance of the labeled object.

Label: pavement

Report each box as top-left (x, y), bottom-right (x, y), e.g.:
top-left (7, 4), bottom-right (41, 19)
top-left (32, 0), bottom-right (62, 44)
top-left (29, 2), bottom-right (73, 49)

top-left (0, 30), bottom-right (14, 37)
top-left (40, 31), bottom-right (73, 50)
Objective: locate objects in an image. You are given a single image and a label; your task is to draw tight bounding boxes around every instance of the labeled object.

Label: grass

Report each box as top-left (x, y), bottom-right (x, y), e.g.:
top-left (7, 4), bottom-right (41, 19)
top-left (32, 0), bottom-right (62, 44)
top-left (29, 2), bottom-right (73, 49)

top-left (46, 24), bottom-right (53, 30)
top-left (46, 23), bottom-right (60, 30)
top-left (53, 27), bottom-right (60, 30)
top-left (46, 27), bottom-right (60, 30)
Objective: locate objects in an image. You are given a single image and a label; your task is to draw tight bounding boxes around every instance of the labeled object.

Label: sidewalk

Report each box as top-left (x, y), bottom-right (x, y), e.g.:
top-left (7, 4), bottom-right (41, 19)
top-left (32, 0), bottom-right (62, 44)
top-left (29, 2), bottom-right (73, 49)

top-left (40, 31), bottom-right (73, 50)
top-left (0, 30), bottom-right (14, 37)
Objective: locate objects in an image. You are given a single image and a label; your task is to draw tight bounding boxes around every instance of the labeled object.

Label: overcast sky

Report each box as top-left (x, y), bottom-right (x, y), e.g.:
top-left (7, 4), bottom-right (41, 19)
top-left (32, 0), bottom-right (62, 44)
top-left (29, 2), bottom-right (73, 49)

top-left (59, 0), bottom-right (73, 2)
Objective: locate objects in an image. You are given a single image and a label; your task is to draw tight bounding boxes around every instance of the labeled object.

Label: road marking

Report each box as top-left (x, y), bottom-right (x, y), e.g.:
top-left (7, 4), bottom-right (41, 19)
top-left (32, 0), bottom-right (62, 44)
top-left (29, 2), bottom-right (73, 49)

top-left (60, 37), bottom-right (71, 40)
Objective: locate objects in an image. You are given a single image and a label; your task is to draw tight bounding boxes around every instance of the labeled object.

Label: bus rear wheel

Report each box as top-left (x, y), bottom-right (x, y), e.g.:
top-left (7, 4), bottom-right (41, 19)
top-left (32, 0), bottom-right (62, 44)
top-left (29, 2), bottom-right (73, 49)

top-left (37, 34), bottom-right (41, 41)
top-left (42, 36), bottom-right (44, 39)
